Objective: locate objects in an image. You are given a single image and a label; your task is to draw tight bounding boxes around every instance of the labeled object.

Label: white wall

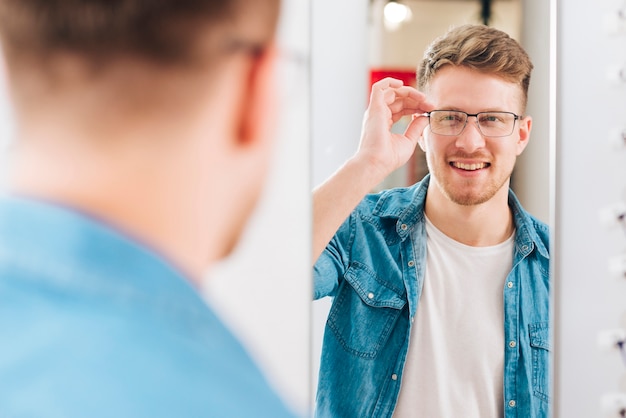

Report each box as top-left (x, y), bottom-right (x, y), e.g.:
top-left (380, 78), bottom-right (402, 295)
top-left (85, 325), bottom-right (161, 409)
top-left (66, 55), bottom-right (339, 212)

top-left (203, 0), bottom-right (311, 415)
top-left (311, 0), bottom-right (369, 186)
top-left (554, 0), bottom-right (626, 416)
top-left (516, 0), bottom-right (552, 224)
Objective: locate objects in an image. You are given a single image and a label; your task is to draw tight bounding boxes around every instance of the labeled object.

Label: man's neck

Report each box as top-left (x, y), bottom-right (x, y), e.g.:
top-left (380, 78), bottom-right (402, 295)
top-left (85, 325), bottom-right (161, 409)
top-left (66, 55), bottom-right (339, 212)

top-left (423, 181), bottom-right (514, 247)
top-left (7, 126), bottom-right (220, 284)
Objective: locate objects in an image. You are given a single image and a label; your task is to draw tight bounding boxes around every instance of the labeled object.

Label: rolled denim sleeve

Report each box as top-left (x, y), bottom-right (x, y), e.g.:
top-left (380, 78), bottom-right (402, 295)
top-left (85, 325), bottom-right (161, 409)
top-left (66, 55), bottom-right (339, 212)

top-left (313, 213), bottom-right (354, 300)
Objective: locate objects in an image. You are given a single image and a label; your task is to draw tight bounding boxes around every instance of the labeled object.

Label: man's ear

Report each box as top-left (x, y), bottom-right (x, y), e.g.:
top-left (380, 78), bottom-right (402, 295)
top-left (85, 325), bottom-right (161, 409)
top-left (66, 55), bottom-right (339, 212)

top-left (516, 115), bottom-right (532, 156)
top-left (236, 43), bottom-right (279, 149)
top-left (409, 113), bottom-right (429, 152)
top-left (416, 127), bottom-right (428, 153)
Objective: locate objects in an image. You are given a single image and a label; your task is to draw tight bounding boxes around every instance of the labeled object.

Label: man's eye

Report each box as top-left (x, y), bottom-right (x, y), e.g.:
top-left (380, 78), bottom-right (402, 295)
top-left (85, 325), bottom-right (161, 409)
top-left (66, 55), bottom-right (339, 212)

top-left (439, 113), bottom-right (463, 122)
top-left (480, 114), bottom-right (504, 124)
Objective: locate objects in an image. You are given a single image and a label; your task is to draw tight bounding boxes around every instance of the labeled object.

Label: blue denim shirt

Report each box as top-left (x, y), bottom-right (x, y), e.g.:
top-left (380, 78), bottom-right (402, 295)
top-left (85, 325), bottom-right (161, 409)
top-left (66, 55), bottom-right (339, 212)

top-left (0, 197), bottom-right (296, 418)
top-left (314, 175), bottom-right (550, 418)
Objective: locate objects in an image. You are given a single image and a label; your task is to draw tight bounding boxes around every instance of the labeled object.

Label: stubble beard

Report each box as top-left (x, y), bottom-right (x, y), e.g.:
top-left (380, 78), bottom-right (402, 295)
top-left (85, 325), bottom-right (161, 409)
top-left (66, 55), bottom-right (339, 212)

top-left (428, 157), bottom-right (513, 207)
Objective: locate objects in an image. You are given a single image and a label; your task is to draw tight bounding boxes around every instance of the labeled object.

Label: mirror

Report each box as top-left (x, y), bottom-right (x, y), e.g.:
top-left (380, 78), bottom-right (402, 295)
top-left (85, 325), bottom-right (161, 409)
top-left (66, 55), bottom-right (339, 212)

top-left (311, 0), bottom-right (552, 414)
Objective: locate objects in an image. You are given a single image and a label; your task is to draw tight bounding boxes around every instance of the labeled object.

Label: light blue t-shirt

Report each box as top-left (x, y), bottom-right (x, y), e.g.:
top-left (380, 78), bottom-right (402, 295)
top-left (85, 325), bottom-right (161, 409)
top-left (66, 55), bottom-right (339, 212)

top-left (0, 196), bottom-right (296, 418)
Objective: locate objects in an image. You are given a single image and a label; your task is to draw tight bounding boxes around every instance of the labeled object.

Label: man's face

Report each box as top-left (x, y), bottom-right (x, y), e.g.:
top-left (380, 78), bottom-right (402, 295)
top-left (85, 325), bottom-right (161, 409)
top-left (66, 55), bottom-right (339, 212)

top-left (419, 65), bottom-right (531, 206)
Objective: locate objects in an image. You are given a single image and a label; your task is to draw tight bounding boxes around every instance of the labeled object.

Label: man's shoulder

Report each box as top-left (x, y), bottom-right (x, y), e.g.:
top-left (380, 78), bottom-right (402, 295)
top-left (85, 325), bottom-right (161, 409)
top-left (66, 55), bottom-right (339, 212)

top-left (0, 212), bottom-right (296, 417)
top-left (528, 214), bottom-right (550, 251)
top-left (0, 292), bottom-right (294, 417)
top-left (356, 178), bottom-right (428, 220)
top-left (528, 214), bottom-right (550, 235)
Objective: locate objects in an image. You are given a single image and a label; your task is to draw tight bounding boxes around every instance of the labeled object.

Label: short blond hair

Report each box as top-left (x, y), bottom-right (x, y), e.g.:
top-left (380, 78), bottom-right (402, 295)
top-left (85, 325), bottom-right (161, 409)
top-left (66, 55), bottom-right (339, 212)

top-left (417, 24), bottom-right (533, 110)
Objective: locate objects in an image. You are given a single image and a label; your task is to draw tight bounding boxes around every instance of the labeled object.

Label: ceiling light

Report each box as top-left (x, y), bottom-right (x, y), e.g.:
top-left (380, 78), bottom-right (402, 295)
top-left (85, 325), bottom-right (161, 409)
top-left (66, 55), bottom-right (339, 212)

top-left (384, 1), bottom-right (411, 24)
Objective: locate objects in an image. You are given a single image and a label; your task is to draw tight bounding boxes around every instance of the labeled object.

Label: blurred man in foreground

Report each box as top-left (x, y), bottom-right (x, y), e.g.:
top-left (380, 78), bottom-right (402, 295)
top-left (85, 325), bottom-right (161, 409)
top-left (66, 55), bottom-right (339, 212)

top-left (0, 0), bottom-right (296, 416)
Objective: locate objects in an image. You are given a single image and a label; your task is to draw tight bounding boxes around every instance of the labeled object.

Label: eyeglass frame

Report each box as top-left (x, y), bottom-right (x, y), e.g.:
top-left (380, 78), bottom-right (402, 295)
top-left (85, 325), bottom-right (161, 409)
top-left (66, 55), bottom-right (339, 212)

top-left (420, 110), bottom-right (524, 138)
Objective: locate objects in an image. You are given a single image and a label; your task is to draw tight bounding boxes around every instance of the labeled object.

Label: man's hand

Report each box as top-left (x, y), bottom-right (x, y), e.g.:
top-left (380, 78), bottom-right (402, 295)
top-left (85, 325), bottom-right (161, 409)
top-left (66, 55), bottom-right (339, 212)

top-left (312, 78), bottom-right (434, 264)
top-left (355, 77), bottom-right (434, 183)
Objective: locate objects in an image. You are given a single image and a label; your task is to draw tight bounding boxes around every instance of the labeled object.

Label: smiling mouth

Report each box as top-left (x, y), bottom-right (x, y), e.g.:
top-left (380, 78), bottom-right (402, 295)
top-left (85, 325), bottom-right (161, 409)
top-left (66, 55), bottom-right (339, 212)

top-left (450, 162), bottom-right (491, 171)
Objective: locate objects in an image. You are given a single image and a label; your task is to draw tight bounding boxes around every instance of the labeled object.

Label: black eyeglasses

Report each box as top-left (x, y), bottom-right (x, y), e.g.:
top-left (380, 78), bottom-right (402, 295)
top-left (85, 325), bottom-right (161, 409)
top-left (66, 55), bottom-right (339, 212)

top-left (421, 110), bottom-right (522, 137)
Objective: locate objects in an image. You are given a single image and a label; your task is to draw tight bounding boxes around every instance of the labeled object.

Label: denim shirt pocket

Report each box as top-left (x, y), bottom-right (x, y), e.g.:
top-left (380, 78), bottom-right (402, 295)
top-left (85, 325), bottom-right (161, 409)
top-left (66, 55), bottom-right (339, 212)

top-left (327, 261), bottom-right (407, 359)
top-left (529, 322), bottom-right (551, 402)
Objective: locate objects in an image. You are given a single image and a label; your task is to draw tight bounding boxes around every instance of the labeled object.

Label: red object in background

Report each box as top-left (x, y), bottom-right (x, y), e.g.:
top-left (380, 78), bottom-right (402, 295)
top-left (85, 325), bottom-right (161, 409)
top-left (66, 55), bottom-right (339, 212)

top-left (369, 68), bottom-right (417, 89)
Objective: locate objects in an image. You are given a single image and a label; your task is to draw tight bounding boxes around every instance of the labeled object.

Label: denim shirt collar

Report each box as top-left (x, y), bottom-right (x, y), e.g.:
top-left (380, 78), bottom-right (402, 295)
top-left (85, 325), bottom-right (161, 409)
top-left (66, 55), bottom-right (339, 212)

top-left (372, 175), bottom-right (430, 241)
top-left (508, 191), bottom-right (550, 260)
top-left (371, 174), bottom-right (549, 260)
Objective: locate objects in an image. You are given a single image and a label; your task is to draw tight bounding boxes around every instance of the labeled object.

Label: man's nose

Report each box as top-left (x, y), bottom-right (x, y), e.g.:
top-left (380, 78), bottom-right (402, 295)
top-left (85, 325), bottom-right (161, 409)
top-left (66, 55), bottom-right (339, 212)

top-left (455, 117), bottom-right (486, 152)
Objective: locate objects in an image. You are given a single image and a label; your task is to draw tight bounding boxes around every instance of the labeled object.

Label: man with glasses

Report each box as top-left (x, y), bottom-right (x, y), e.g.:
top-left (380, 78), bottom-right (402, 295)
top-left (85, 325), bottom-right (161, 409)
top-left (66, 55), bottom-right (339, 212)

top-left (313, 24), bottom-right (549, 418)
top-left (0, 0), bottom-right (296, 417)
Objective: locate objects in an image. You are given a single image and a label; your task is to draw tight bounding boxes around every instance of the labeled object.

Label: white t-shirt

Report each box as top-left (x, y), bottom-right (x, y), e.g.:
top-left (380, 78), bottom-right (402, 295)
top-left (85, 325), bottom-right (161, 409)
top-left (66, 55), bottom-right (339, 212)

top-left (392, 216), bottom-right (514, 418)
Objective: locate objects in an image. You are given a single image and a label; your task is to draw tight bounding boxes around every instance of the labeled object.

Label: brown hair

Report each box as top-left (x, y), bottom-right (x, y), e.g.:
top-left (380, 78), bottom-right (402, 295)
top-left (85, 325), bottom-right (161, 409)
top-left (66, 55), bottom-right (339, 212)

top-left (417, 24), bottom-right (533, 110)
top-left (0, 0), bottom-right (279, 68)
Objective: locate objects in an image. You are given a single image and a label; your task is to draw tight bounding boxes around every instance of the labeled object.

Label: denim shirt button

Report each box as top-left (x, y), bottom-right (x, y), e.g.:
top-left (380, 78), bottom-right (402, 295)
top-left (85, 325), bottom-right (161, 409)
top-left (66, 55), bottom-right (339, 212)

top-left (521, 245), bottom-right (529, 252)
top-left (367, 292), bottom-right (374, 299)
top-left (400, 224), bottom-right (408, 231)
top-left (508, 400), bottom-right (516, 408)
top-left (391, 374), bottom-right (398, 381)
top-left (408, 260), bottom-right (415, 267)
top-left (509, 340), bottom-right (517, 348)
top-left (507, 281), bottom-right (513, 288)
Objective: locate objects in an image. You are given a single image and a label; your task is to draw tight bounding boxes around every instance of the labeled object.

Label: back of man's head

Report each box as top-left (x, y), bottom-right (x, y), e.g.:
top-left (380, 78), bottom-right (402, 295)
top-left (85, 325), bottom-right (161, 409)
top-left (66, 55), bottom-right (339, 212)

top-left (0, 0), bottom-right (283, 273)
top-left (0, 0), bottom-right (279, 72)
top-left (0, 0), bottom-right (281, 129)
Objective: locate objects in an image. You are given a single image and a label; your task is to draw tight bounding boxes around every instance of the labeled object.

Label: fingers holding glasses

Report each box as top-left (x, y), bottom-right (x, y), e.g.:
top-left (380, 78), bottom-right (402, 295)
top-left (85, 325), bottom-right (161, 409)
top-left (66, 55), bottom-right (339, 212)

top-left (371, 77), bottom-right (404, 92)
top-left (381, 84), bottom-right (434, 142)
top-left (365, 78), bottom-right (435, 143)
top-left (371, 77), bottom-right (429, 103)
top-left (387, 87), bottom-right (434, 123)
top-left (356, 78), bottom-right (435, 175)
top-left (370, 79), bottom-right (434, 122)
